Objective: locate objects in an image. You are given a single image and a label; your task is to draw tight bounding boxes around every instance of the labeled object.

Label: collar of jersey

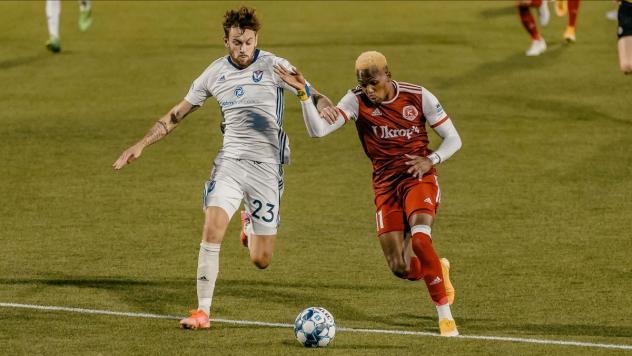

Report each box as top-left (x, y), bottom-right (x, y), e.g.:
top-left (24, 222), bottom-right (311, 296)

top-left (380, 81), bottom-right (400, 105)
top-left (226, 49), bottom-right (261, 70)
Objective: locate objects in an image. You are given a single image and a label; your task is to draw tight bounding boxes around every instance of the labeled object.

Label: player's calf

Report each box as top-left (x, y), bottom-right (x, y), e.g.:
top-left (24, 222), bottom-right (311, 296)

top-left (248, 234), bottom-right (276, 269)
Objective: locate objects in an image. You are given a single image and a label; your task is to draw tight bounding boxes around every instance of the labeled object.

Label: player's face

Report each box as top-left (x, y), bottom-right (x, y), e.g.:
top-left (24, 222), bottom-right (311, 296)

top-left (224, 27), bottom-right (258, 68)
top-left (357, 68), bottom-right (393, 104)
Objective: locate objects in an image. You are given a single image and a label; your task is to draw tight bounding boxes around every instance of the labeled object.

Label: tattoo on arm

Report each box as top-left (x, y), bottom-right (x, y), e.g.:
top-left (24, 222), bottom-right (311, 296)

top-left (170, 112), bottom-right (179, 125)
top-left (157, 120), bottom-right (169, 134)
top-left (139, 104), bottom-right (199, 148)
top-left (170, 105), bottom-right (198, 125)
top-left (141, 121), bottom-right (169, 146)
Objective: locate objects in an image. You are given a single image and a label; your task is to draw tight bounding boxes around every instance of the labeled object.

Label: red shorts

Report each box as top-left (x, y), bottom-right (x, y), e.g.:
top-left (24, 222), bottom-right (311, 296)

top-left (374, 173), bottom-right (441, 235)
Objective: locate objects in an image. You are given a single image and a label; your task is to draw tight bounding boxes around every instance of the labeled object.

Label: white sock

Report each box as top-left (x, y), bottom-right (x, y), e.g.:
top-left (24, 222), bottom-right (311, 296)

top-left (436, 303), bottom-right (454, 320)
top-left (79, 0), bottom-right (91, 12)
top-left (196, 241), bottom-right (220, 315)
top-left (46, 0), bottom-right (61, 39)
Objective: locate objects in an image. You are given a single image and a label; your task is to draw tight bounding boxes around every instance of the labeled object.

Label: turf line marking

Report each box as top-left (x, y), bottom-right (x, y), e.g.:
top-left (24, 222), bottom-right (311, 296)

top-left (2, 302), bottom-right (631, 351)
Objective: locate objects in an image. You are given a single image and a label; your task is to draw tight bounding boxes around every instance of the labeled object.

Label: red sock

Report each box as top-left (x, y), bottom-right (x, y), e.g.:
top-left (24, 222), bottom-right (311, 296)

top-left (406, 256), bottom-right (423, 281)
top-left (411, 232), bottom-right (448, 305)
top-left (567, 0), bottom-right (579, 27)
top-left (518, 5), bottom-right (541, 40)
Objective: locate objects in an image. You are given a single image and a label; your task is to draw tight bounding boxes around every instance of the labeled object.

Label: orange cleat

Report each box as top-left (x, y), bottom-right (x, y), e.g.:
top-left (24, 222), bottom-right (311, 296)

top-left (240, 210), bottom-right (251, 247)
top-left (439, 318), bottom-right (459, 337)
top-left (179, 309), bottom-right (210, 330)
top-left (563, 26), bottom-right (576, 43)
top-left (440, 258), bottom-right (455, 305)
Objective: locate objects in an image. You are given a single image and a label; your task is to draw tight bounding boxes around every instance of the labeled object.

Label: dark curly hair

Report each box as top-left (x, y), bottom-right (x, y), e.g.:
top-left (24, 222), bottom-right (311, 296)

top-left (223, 6), bottom-right (261, 37)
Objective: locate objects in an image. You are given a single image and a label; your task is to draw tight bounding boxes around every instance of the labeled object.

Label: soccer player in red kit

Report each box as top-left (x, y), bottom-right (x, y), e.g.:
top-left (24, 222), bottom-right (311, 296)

top-left (274, 51), bottom-right (462, 336)
top-left (517, 0), bottom-right (580, 56)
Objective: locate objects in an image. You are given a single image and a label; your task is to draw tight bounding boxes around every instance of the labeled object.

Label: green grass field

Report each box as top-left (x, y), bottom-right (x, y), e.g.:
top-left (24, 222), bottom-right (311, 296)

top-left (1, 1), bottom-right (631, 355)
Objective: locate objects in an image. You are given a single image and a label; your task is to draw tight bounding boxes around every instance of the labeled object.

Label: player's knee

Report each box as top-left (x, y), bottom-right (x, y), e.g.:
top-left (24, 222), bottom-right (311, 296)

top-left (253, 259), bottom-right (270, 269)
top-left (621, 62), bottom-right (632, 74)
top-left (251, 252), bottom-right (272, 269)
top-left (387, 260), bottom-right (409, 279)
top-left (202, 226), bottom-right (224, 243)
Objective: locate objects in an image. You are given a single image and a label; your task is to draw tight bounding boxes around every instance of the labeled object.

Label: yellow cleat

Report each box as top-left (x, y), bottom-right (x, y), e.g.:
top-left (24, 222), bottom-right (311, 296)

top-left (440, 258), bottom-right (455, 305)
top-left (439, 318), bottom-right (459, 337)
top-left (555, 0), bottom-right (567, 17)
top-left (563, 26), bottom-right (576, 43)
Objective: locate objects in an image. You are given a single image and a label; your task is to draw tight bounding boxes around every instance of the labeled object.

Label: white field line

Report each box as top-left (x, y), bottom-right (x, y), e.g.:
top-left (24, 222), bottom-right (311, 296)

top-left (1, 302), bottom-right (631, 351)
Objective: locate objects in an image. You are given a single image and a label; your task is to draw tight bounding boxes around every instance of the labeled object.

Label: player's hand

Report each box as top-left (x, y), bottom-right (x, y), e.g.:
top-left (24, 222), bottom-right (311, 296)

top-left (319, 106), bottom-right (339, 125)
top-left (404, 154), bottom-right (433, 179)
top-left (273, 64), bottom-right (305, 91)
top-left (113, 144), bottom-right (144, 170)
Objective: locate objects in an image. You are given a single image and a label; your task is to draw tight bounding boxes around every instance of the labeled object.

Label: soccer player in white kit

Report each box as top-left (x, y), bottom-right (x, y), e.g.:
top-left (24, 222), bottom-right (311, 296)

top-left (45, 0), bottom-right (93, 53)
top-left (113, 6), bottom-right (332, 329)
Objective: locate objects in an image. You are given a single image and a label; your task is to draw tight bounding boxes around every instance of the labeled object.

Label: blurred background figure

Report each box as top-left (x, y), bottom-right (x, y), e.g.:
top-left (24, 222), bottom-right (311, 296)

top-left (517, 0), bottom-right (550, 56)
top-left (554, 0), bottom-right (580, 43)
top-left (518, 0), bottom-right (580, 56)
top-left (45, 0), bottom-right (93, 53)
top-left (618, 0), bottom-right (632, 74)
top-left (607, 3), bottom-right (618, 22)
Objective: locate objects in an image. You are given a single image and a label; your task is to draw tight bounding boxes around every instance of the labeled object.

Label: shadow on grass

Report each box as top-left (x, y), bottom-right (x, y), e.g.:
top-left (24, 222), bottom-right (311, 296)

top-left (479, 5), bottom-right (516, 19)
top-left (0, 53), bottom-right (52, 70)
top-left (5, 277), bottom-right (629, 338)
top-left (280, 339), bottom-right (408, 350)
top-left (458, 317), bottom-right (632, 339)
top-left (0, 276), bottom-right (433, 328)
top-left (434, 43), bottom-right (567, 91)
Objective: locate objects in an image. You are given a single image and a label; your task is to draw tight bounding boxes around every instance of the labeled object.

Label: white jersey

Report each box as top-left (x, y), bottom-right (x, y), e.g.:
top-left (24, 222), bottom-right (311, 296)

top-left (185, 49), bottom-right (298, 164)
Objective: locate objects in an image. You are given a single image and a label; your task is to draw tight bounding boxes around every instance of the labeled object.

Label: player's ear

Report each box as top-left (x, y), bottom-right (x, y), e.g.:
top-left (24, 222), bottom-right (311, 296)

top-left (223, 37), bottom-right (229, 49)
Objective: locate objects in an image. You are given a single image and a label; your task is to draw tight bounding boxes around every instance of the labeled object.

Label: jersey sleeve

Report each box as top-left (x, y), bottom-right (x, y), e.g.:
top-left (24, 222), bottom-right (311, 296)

top-left (184, 68), bottom-right (213, 107)
top-left (272, 57), bottom-right (299, 95)
top-left (336, 90), bottom-right (359, 122)
top-left (421, 87), bottom-right (449, 128)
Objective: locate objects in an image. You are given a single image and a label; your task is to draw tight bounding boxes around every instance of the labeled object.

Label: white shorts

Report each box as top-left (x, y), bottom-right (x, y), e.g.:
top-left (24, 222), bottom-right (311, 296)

top-left (202, 157), bottom-right (284, 235)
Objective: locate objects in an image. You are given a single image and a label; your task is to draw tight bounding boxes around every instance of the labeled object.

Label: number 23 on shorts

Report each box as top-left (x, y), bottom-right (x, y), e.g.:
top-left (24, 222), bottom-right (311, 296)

top-left (252, 199), bottom-right (275, 223)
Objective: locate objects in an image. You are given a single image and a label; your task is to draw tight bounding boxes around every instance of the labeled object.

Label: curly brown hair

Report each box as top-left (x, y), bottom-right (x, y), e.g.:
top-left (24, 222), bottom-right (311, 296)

top-left (223, 6), bottom-right (261, 37)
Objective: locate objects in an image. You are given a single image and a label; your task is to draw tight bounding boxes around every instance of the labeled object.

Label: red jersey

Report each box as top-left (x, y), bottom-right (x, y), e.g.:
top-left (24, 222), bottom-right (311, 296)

top-left (336, 81), bottom-right (450, 194)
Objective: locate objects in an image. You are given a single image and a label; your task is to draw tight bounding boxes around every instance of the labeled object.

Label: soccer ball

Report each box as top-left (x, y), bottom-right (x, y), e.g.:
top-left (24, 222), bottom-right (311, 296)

top-left (294, 307), bottom-right (336, 347)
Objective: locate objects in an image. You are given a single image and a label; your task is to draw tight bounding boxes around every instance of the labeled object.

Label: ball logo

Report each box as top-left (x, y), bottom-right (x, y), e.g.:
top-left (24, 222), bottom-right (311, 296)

top-left (402, 105), bottom-right (419, 121)
top-left (252, 70), bottom-right (264, 83)
top-left (234, 86), bottom-right (245, 97)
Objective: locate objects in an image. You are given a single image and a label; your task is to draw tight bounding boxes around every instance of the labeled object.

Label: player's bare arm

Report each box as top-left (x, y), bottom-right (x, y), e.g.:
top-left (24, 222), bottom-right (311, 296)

top-left (113, 100), bottom-right (199, 170)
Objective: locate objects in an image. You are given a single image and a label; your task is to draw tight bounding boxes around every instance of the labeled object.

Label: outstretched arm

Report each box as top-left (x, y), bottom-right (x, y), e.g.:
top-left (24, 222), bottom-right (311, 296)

top-left (273, 65), bottom-right (346, 137)
top-left (113, 100), bottom-right (199, 170)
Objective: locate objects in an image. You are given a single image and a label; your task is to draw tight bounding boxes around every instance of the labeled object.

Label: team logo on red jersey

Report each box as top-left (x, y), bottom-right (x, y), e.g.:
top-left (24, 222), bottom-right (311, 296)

top-left (402, 105), bottom-right (419, 121)
top-left (372, 125), bottom-right (420, 140)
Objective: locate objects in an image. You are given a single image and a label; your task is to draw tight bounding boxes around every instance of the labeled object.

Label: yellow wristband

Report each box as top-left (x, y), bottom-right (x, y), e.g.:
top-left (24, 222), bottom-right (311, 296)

top-left (297, 84), bottom-right (311, 102)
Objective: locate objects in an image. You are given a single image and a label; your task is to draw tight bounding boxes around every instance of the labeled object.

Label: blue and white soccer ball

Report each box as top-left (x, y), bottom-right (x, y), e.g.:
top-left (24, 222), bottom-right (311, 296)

top-left (294, 307), bottom-right (336, 348)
